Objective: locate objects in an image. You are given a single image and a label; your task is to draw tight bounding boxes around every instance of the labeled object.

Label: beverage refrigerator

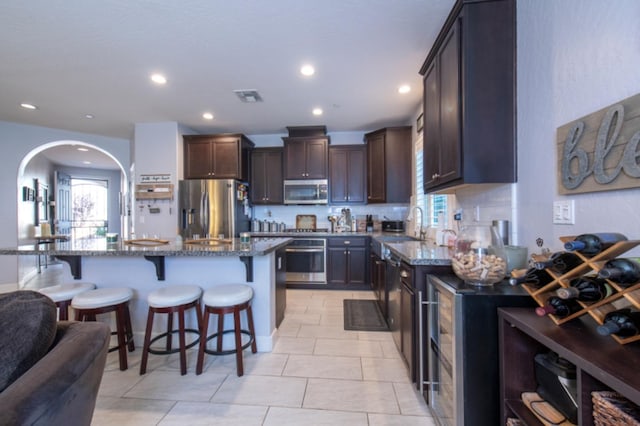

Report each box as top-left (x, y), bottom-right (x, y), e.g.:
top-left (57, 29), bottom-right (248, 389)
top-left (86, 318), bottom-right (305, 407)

top-left (420, 274), bottom-right (534, 426)
top-left (178, 179), bottom-right (250, 239)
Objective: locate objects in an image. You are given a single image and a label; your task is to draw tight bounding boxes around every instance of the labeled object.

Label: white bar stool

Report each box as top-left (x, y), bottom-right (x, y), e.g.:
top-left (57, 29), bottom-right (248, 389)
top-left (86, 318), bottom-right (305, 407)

top-left (72, 287), bottom-right (135, 371)
top-left (140, 285), bottom-right (203, 376)
top-left (196, 284), bottom-right (257, 377)
top-left (39, 282), bottom-right (96, 320)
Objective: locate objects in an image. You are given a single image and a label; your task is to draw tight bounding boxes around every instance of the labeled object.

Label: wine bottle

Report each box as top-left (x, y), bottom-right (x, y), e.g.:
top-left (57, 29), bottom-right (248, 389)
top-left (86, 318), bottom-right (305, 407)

top-left (533, 251), bottom-right (583, 274)
top-left (535, 296), bottom-right (581, 318)
top-left (563, 233), bottom-right (627, 256)
top-left (597, 258), bottom-right (640, 286)
top-left (509, 267), bottom-right (554, 288)
top-left (596, 309), bottom-right (640, 337)
top-left (556, 276), bottom-right (613, 302)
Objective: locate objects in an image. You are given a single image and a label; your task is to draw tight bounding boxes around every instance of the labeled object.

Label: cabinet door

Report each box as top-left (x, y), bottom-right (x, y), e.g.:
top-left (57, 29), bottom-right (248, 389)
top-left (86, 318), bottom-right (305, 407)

top-left (400, 278), bottom-right (415, 374)
top-left (251, 149), bottom-right (283, 204)
top-left (327, 247), bottom-right (348, 285)
top-left (264, 150), bottom-right (283, 203)
top-left (423, 61), bottom-right (440, 190)
top-left (211, 138), bottom-right (240, 178)
top-left (184, 140), bottom-right (213, 179)
top-left (329, 148), bottom-right (348, 203)
top-left (366, 133), bottom-right (386, 203)
top-left (250, 151), bottom-right (268, 202)
top-left (347, 247), bottom-right (367, 285)
top-left (329, 146), bottom-right (366, 204)
top-left (437, 20), bottom-right (462, 185)
top-left (305, 139), bottom-right (328, 179)
top-left (346, 148), bottom-right (366, 203)
top-left (284, 141), bottom-right (307, 179)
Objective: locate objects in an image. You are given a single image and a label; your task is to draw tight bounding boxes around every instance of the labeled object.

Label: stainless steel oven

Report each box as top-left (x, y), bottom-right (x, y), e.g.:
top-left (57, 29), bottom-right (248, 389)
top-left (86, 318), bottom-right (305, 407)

top-left (285, 238), bottom-right (327, 283)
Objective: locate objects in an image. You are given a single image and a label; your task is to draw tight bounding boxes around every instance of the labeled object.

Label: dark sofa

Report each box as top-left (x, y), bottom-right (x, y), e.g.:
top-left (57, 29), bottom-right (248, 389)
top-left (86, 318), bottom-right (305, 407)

top-left (0, 318), bottom-right (110, 426)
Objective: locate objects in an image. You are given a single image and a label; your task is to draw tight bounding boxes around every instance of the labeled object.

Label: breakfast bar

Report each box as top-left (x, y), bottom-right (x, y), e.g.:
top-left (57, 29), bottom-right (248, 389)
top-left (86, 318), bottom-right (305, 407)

top-left (0, 237), bottom-right (292, 352)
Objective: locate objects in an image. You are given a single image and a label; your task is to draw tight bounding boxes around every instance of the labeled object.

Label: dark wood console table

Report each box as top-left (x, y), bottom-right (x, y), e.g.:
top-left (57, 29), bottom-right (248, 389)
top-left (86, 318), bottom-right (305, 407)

top-left (498, 307), bottom-right (640, 425)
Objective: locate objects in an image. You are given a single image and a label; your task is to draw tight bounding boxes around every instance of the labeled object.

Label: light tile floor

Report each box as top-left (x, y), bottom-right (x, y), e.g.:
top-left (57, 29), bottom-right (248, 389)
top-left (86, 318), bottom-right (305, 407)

top-left (23, 266), bottom-right (435, 425)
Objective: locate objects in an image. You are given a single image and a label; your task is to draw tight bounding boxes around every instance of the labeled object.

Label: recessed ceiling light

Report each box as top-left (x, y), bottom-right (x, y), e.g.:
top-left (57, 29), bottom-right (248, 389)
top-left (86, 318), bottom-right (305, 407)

top-left (82, 161), bottom-right (92, 165)
top-left (20, 103), bottom-right (37, 110)
top-left (77, 147), bottom-right (89, 152)
top-left (398, 85), bottom-right (411, 94)
top-left (84, 114), bottom-right (94, 119)
top-left (312, 108), bottom-right (323, 116)
top-left (150, 73), bottom-right (167, 85)
top-left (300, 64), bottom-right (315, 76)
top-left (202, 112), bottom-right (214, 120)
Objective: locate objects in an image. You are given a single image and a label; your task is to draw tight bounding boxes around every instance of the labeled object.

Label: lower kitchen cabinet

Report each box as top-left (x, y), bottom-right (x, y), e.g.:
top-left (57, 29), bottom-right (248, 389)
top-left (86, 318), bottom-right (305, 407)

top-left (389, 263), bottom-right (449, 385)
top-left (499, 308), bottom-right (640, 426)
top-left (370, 251), bottom-right (387, 317)
top-left (327, 237), bottom-right (369, 289)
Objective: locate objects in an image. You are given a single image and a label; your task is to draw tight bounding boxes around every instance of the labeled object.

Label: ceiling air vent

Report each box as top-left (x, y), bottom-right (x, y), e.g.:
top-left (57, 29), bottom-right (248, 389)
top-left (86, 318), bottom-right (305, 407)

top-left (233, 89), bottom-right (263, 103)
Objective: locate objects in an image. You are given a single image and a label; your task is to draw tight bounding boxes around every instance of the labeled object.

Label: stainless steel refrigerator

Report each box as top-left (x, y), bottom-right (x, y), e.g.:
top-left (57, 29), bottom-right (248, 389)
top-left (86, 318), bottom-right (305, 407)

top-left (178, 180), bottom-right (250, 239)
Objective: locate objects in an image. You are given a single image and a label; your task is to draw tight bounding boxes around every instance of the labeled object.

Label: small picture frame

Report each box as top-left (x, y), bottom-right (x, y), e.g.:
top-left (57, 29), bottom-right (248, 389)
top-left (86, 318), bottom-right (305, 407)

top-left (416, 113), bottom-right (424, 133)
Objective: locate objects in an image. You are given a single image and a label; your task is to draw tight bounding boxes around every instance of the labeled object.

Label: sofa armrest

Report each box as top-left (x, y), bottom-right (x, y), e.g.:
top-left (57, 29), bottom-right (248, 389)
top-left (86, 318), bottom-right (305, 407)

top-left (0, 321), bottom-right (110, 426)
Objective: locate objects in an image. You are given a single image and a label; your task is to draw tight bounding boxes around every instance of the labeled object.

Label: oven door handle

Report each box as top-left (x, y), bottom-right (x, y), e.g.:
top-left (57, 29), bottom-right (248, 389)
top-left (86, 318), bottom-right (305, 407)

top-left (286, 248), bottom-right (324, 253)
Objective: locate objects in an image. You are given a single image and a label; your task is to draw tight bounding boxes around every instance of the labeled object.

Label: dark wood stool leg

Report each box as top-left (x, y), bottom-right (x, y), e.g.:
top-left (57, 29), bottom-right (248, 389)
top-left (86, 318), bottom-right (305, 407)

top-left (57, 300), bottom-right (71, 321)
top-left (115, 304), bottom-right (128, 371)
top-left (246, 304), bottom-right (257, 353)
top-left (196, 307), bottom-right (210, 375)
top-left (124, 304), bottom-right (135, 352)
top-left (166, 311), bottom-right (173, 352)
top-left (216, 311), bottom-right (224, 352)
top-left (233, 307), bottom-right (244, 376)
top-left (140, 308), bottom-right (155, 375)
top-left (178, 306), bottom-right (187, 375)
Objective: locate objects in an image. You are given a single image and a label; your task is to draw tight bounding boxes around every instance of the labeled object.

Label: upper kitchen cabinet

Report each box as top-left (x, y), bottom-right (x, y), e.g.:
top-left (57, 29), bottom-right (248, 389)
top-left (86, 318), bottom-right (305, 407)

top-left (364, 126), bottom-right (412, 204)
top-left (329, 145), bottom-right (366, 204)
top-left (250, 148), bottom-right (283, 205)
top-left (420, 0), bottom-right (516, 193)
top-left (282, 126), bottom-right (329, 180)
top-left (183, 134), bottom-right (254, 181)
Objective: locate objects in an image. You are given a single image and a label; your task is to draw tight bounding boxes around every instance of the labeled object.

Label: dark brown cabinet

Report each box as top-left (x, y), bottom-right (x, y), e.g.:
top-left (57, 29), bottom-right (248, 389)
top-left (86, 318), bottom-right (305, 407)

top-left (364, 127), bottom-right (412, 204)
top-left (183, 134), bottom-right (254, 181)
top-left (250, 148), bottom-right (283, 204)
top-left (399, 263), bottom-right (415, 376)
top-left (329, 145), bottom-right (366, 204)
top-left (327, 237), bottom-right (369, 288)
top-left (283, 137), bottom-right (328, 180)
top-left (420, 0), bottom-right (516, 192)
top-left (499, 308), bottom-right (640, 426)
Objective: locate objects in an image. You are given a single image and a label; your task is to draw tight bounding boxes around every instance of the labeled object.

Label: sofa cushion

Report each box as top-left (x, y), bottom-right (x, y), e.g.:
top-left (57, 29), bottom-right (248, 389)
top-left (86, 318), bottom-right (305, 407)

top-left (0, 290), bottom-right (57, 392)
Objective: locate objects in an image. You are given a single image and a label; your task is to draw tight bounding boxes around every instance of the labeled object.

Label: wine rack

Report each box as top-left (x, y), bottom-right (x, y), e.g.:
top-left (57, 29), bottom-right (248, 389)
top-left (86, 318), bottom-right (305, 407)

top-left (521, 236), bottom-right (640, 345)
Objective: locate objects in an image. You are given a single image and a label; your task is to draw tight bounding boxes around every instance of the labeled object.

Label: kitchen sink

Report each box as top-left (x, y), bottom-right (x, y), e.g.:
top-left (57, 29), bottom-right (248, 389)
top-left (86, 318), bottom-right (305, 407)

top-left (372, 235), bottom-right (417, 258)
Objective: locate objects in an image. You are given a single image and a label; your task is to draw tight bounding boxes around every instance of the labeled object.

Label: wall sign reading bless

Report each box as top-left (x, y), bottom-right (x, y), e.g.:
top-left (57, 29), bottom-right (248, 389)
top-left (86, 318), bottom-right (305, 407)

top-left (557, 92), bottom-right (640, 195)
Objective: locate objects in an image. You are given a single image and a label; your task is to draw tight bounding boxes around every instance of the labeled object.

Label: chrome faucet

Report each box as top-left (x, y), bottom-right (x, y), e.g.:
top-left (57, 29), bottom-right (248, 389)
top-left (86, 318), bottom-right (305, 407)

top-left (409, 206), bottom-right (426, 240)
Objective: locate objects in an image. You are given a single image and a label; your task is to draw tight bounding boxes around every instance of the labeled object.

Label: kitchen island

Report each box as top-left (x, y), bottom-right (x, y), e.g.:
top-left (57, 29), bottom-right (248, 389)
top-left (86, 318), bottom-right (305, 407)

top-left (0, 237), bottom-right (292, 351)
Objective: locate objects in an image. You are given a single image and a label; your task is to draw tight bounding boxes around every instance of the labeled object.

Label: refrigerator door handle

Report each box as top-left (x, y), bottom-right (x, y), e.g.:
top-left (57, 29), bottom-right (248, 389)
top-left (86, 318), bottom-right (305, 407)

top-left (200, 191), bottom-right (208, 231)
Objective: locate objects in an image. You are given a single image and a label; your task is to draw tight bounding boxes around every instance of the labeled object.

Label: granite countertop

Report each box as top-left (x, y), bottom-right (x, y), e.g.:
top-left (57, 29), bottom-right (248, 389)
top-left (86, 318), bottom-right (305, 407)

top-left (384, 241), bottom-right (454, 266)
top-left (0, 237), bottom-right (293, 257)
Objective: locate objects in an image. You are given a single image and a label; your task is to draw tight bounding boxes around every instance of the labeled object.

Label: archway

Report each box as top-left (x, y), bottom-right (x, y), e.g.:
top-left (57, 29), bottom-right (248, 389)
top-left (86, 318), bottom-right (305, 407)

top-left (16, 141), bottom-right (128, 285)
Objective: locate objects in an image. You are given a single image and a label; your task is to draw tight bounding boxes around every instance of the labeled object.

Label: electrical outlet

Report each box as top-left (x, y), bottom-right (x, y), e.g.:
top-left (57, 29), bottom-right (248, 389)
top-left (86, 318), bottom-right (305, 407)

top-left (553, 200), bottom-right (575, 224)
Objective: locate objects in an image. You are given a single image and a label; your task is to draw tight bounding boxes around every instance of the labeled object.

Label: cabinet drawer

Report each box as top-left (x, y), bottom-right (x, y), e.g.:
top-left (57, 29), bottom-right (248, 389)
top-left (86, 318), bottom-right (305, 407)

top-left (327, 237), bottom-right (368, 247)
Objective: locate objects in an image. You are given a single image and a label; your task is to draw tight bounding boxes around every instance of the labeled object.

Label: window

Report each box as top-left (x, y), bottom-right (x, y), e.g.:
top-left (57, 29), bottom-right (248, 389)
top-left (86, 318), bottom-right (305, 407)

top-left (71, 178), bottom-right (108, 240)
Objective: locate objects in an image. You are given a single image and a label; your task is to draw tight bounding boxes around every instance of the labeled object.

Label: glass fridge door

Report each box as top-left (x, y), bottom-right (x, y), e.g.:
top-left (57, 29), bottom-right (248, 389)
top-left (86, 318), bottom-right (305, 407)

top-left (428, 280), bottom-right (456, 426)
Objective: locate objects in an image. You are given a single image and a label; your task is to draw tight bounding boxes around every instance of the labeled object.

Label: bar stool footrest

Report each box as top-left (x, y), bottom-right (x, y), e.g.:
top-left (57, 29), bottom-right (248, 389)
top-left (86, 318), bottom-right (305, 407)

top-left (147, 329), bottom-right (200, 355)
top-left (202, 329), bottom-right (254, 356)
top-left (107, 331), bottom-right (135, 354)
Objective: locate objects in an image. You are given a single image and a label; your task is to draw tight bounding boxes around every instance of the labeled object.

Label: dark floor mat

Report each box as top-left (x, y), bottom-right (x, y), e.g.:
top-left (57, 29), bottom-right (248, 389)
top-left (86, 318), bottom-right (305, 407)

top-left (343, 299), bottom-right (389, 332)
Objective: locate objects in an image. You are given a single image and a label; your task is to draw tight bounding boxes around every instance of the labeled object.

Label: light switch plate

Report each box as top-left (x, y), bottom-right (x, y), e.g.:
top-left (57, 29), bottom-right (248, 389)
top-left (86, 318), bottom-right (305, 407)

top-left (553, 200), bottom-right (575, 224)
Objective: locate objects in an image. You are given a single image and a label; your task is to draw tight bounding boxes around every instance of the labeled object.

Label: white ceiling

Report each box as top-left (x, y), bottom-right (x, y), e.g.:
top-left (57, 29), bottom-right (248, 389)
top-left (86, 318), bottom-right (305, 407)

top-left (0, 0), bottom-right (453, 169)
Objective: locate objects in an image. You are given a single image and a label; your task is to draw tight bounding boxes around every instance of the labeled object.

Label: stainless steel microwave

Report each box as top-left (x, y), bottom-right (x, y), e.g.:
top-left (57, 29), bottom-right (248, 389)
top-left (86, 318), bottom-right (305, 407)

top-left (283, 179), bottom-right (328, 204)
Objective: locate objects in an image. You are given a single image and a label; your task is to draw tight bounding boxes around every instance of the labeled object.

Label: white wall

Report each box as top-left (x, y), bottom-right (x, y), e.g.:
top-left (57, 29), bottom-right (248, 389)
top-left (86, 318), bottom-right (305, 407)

top-left (0, 120), bottom-right (130, 284)
top-left (516, 0), bottom-right (640, 255)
